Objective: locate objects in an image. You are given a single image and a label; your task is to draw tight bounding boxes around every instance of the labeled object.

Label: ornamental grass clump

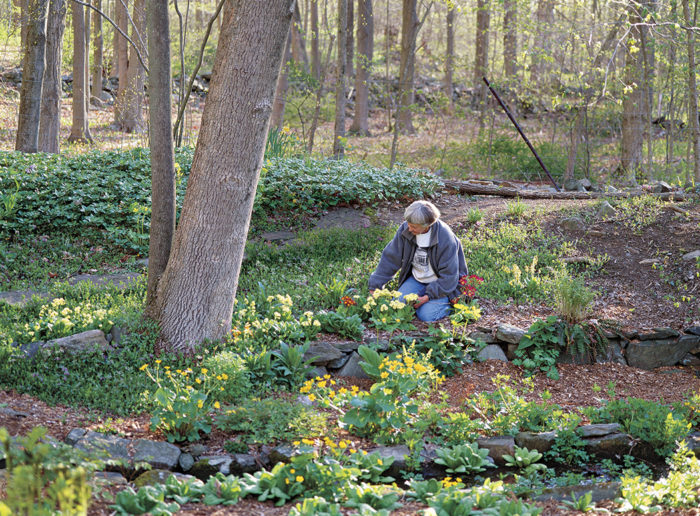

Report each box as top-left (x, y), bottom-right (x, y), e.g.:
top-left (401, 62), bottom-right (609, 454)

top-left (142, 362), bottom-right (224, 442)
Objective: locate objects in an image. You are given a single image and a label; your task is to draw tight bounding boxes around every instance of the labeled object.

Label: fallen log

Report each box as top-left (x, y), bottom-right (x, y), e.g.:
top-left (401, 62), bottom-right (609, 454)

top-left (443, 180), bottom-right (689, 201)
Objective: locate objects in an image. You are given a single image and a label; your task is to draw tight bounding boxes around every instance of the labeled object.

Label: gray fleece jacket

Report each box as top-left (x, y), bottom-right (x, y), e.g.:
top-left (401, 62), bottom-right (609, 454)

top-left (368, 220), bottom-right (468, 300)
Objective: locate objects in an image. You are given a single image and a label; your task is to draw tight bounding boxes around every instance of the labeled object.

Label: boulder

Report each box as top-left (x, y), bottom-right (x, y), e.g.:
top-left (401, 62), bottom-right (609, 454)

top-left (468, 330), bottom-right (497, 344)
top-left (584, 433), bottom-right (635, 459)
top-left (41, 330), bottom-right (110, 355)
top-left (684, 432), bottom-right (700, 457)
top-left (133, 470), bottom-right (195, 488)
top-left (229, 453), bottom-right (259, 475)
top-left (335, 352), bottom-right (370, 379)
top-left (307, 366), bottom-right (328, 378)
top-left (595, 201), bottom-right (616, 219)
top-left (64, 428), bottom-right (87, 446)
top-left (638, 327), bottom-right (681, 341)
top-left (476, 436), bottom-right (515, 465)
top-left (560, 217), bottom-right (586, 231)
top-left (682, 250), bottom-right (700, 261)
top-left (132, 439), bottom-right (181, 470)
top-left (94, 471), bottom-right (128, 486)
top-left (179, 453), bottom-right (195, 472)
top-left (596, 339), bottom-right (626, 365)
top-left (515, 431), bottom-right (557, 453)
top-left (190, 455), bottom-right (232, 480)
top-left (495, 324), bottom-right (525, 344)
top-left (327, 353), bottom-right (351, 369)
top-left (0, 290), bottom-right (49, 307)
top-left (476, 344), bottom-right (508, 362)
top-left (577, 423), bottom-right (621, 438)
top-left (0, 407), bottom-right (29, 418)
top-left (626, 336), bottom-right (700, 369)
top-left (332, 341), bottom-right (361, 353)
top-left (650, 180), bottom-right (673, 193)
top-left (74, 431), bottom-right (130, 461)
top-left (109, 325), bottom-right (126, 347)
top-left (684, 326), bottom-right (700, 336)
top-left (371, 445), bottom-right (410, 479)
top-left (304, 342), bottom-right (344, 366)
top-left (268, 444), bottom-right (299, 464)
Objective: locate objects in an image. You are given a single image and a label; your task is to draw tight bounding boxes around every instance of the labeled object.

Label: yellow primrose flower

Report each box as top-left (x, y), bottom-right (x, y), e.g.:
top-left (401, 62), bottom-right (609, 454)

top-left (213, 401), bottom-right (220, 409)
top-left (302, 438), bottom-right (315, 445)
top-left (155, 359), bottom-right (162, 364)
top-left (308, 394), bottom-right (316, 402)
top-left (285, 478), bottom-right (290, 484)
top-left (197, 400), bottom-right (204, 409)
top-left (196, 378), bottom-right (202, 384)
top-left (139, 364), bottom-right (148, 371)
top-left (221, 373), bottom-right (228, 380)
top-left (339, 441), bottom-right (348, 449)
top-left (290, 468), bottom-right (296, 474)
top-left (296, 476), bottom-right (304, 482)
top-left (380, 371), bottom-right (389, 379)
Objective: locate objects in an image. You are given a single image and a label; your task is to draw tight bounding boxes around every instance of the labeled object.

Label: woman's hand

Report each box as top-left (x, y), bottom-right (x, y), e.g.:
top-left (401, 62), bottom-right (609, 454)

top-left (414, 295), bottom-right (429, 309)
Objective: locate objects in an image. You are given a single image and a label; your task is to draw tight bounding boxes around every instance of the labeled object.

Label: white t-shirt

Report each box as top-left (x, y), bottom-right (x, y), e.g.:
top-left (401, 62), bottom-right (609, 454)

top-left (412, 229), bottom-right (438, 283)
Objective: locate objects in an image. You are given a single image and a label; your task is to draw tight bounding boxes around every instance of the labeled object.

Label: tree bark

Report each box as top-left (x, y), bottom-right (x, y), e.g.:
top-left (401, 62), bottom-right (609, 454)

top-left (503, 0), bottom-right (517, 80)
top-left (155, 0), bottom-right (294, 353)
top-left (68, 0), bottom-right (92, 142)
top-left (310, 0), bottom-right (320, 80)
top-left (145, 0), bottom-right (176, 317)
top-left (682, 0), bottom-right (700, 183)
top-left (91, 0), bottom-right (103, 99)
top-left (114, 0), bottom-right (129, 125)
top-left (346, 0), bottom-right (354, 77)
top-left (531, 0), bottom-right (553, 87)
top-left (291, 0), bottom-right (310, 72)
top-left (15, 0), bottom-right (49, 153)
top-left (333, 0), bottom-right (347, 157)
top-left (271, 26), bottom-right (293, 129)
top-left (349, 0), bottom-right (372, 135)
top-left (38, 0), bottom-right (65, 153)
top-left (118, 0), bottom-right (146, 132)
top-left (397, 0), bottom-right (418, 134)
top-left (442, 2), bottom-right (454, 112)
top-left (473, 0), bottom-right (489, 100)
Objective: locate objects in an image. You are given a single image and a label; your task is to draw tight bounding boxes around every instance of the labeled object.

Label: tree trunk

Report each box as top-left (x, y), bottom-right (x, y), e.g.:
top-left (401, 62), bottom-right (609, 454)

top-left (155, 0), bottom-right (294, 353)
top-left (503, 0), bottom-right (517, 80)
top-left (114, 0), bottom-right (129, 125)
top-left (120, 0), bottom-right (146, 132)
top-left (15, 0), bottom-right (49, 153)
top-left (682, 0), bottom-right (700, 183)
top-left (333, 0), bottom-right (348, 157)
top-left (84, 0), bottom-right (91, 106)
top-left (473, 0), bottom-right (489, 99)
top-left (271, 26), bottom-right (293, 129)
top-left (442, 2), bottom-right (454, 112)
top-left (145, 0), bottom-right (176, 317)
top-left (397, 0), bottom-right (418, 134)
top-left (310, 0), bottom-right (320, 80)
top-left (349, 0), bottom-right (372, 135)
top-left (531, 0), bottom-right (553, 86)
top-left (291, 0), bottom-right (310, 72)
top-left (346, 0), bottom-right (354, 77)
top-left (68, 2), bottom-right (91, 142)
top-left (91, 0), bottom-right (103, 99)
top-left (20, 0), bottom-right (28, 52)
top-left (38, 0), bottom-right (65, 153)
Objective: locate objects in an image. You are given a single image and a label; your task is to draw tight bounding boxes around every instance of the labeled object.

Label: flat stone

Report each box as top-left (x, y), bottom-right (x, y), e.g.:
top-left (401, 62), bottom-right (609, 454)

top-left (495, 324), bottom-right (525, 344)
top-left (190, 455), bottom-right (232, 480)
top-left (332, 341), bottom-right (361, 353)
top-left (133, 470), bottom-right (196, 488)
top-left (651, 180), bottom-right (673, 193)
top-left (268, 444), bottom-right (299, 464)
top-left (626, 336), bottom-right (700, 370)
top-left (304, 342), bottom-right (344, 366)
top-left (596, 201), bottom-right (616, 219)
top-left (515, 431), bottom-right (557, 453)
top-left (468, 331), bottom-right (497, 344)
top-left (307, 366), bottom-right (328, 378)
top-left (682, 250), bottom-right (700, 261)
top-left (186, 443), bottom-right (208, 457)
top-left (335, 351), bottom-right (370, 379)
top-left (94, 472), bottom-right (128, 485)
top-left (260, 231), bottom-right (296, 242)
top-left (477, 344), bottom-right (508, 362)
top-left (41, 330), bottom-right (110, 355)
top-left (179, 453), bottom-right (195, 472)
top-left (327, 353), bottom-right (351, 369)
top-left (638, 327), bottom-right (681, 341)
top-left (535, 481), bottom-right (621, 503)
top-left (74, 431), bottom-right (130, 461)
top-left (578, 424), bottom-right (622, 438)
top-left (686, 326), bottom-right (700, 336)
top-left (64, 428), bottom-right (87, 446)
top-left (476, 436), bottom-right (515, 466)
top-left (229, 453), bottom-right (259, 475)
top-left (560, 217), bottom-right (586, 231)
top-left (0, 407), bottom-right (29, 418)
top-left (372, 445), bottom-right (410, 479)
top-left (132, 439), bottom-right (181, 470)
top-left (584, 433), bottom-right (635, 458)
top-left (0, 290), bottom-right (49, 307)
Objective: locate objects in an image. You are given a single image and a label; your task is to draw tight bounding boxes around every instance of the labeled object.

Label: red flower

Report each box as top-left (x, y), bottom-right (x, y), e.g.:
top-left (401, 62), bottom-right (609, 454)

top-left (458, 274), bottom-right (483, 298)
top-left (341, 296), bottom-right (356, 307)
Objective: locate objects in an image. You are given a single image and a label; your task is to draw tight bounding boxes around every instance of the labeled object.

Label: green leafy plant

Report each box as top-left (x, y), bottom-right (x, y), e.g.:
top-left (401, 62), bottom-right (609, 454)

top-left (503, 446), bottom-right (547, 477)
top-left (513, 316), bottom-right (563, 379)
top-left (505, 197), bottom-right (528, 218)
top-left (434, 412), bottom-right (485, 445)
top-left (561, 491), bottom-right (595, 512)
top-left (163, 474), bottom-right (205, 505)
top-left (338, 450), bottom-right (395, 483)
top-left (545, 421), bottom-right (590, 467)
top-left (201, 473), bottom-right (244, 506)
top-left (466, 206), bottom-right (484, 223)
top-left (315, 277), bottom-right (350, 309)
top-left (316, 310), bottom-right (365, 340)
top-left (553, 273), bottom-right (595, 324)
top-left (112, 485), bottom-right (180, 515)
top-left (344, 483), bottom-right (401, 511)
top-left (434, 443), bottom-right (495, 474)
top-left (288, 496), bottom-right (343, 516)
top-left (270, 341), bottom-right (315, 389)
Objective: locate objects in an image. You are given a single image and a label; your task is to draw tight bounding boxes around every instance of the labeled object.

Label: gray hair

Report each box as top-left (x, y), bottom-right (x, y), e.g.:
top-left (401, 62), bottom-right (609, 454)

top-left (404, 200), bottom-right (440, 227)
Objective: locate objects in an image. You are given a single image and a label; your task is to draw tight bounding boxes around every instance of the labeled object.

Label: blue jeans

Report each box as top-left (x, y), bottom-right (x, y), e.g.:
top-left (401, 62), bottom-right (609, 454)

top-left (398, 276), bottom-right (451, 322)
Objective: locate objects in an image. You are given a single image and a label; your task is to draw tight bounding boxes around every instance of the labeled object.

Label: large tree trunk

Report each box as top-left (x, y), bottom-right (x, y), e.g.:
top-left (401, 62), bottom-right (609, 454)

top-left (68, 1), bottom-right (91, 142)
top-left (503, 0), bottom-right (517, 80)
top-left (155, 0), bottom-right (294, 353)
top-left (15, 0), bottom-right (49, 153)
top-left (310, 0), bottom-right (320, 80)
top-left (442, 2), bottom-right (454, 112)
top-left (119, 0), bottom-right (146, 132)
top-left (349, 0), bottom-right (373, 135)
top-left (397, 0), bottom-right (418, 134)
top-left (333, 0), bottom-right (348, 157)
top-left (91, 0), bottom-right (103, 99)
top-left (682, 0), bottom-right (700, 183)
top-left (145, 0), bottom-right (176, 317)
top-left (473, 0), bottom-right (489, 100)
top-left (38, 0), bottom-right (65, 153)
top-left (346, 0), bottom-right (354, 77)
top-left (271, 27), bottom-right (293, 129)
top-left (114, 0), bottom-right (129, 126)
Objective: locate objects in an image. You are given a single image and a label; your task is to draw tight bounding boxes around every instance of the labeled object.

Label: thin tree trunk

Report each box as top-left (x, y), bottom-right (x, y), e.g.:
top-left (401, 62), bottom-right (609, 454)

top-left (84, 0), bottom-right (90, 106)
top-left (349, 0), bottom-right (372, 135)
top-left (503, 0), bottom-right (517, 80)
top-left (155, 0), bottom-right (294, 353)
top-left (442, 2), bottom-right (454, 112)
top-left (120, 0), bottom-right (146, 132)
top-left (15, 0), bottom-right (49, 153)
top-left (310, 0), bottom-right (320, 80)
top-left (346, 0), bottom-right (354, 77)
top-left (91, 0), bottom-right (103, 99)
top-left (38, 0), bottom-right (65, 153)
top-left (271, 26), bottom-right (292, 130)
top-left (68, 0), bottom-right (91, 142)
top-left (682, 0), bottom-right (700, 183)
top-left (20, 0), bottom-right (28, 52)
top-left (145, 0), bottom-right (176, 317)
top-left (473, 0), bottom-right (489, 100)
top-left (114, 0), bottom-right (129, 125)
top-left (397, 0), bottom-right (417, 134)
top-left (531, 0), bottom-right (553, 87)
top-left (333, 0), bottom-right (348, 157)
top-left (291, 1), bottom-right (310, 73)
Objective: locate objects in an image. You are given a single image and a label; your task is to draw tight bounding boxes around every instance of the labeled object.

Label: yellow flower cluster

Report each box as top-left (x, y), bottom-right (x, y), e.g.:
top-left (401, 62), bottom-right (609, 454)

top-left (441, 476), bottom-right (463, 488)
top-left (379, 354), bottom-right (431, 376)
